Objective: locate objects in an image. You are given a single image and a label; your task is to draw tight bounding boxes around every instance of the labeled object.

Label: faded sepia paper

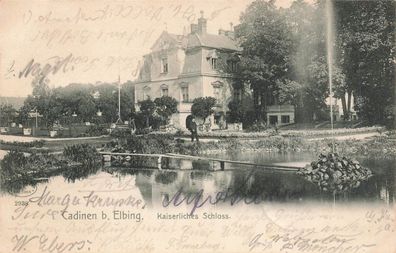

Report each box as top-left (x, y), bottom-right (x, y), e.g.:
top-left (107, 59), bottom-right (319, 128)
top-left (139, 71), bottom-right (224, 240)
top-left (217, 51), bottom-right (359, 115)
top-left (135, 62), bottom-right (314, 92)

top-left (0, 0), bottom-right (395, 253)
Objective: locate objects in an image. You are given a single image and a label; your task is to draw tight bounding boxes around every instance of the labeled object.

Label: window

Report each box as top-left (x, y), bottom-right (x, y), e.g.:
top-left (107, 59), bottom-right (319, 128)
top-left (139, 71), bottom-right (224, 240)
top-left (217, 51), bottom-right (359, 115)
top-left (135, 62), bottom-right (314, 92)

top-left (161, 84), bottom-right (169, 97)
top-left (269, 115), bottom-right (278, 125)
top-left (214, 87), bottom-right (221, 100)
top-left (228, 60), bottom-right (238, 72)
top-left (181, 86), bottom-right (189, 102)
top-left (281, 115), bottom-right (290, 124)
top-left (233, 88), bottom-right (242, 101)
top-left (161, 87), bottom-right (169, 97)
top-left (143, 86), bottom-right (150, 100)
top-left (211, 58), bottom-right (217, 70)
top-left (161, 58), bottom-right (168, 73)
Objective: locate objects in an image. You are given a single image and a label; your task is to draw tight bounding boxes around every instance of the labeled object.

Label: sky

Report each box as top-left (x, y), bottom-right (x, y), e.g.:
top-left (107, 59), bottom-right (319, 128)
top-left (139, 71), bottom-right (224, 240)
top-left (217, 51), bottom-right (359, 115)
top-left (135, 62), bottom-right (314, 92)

top-left (0, 0), bottom-right (312, 97)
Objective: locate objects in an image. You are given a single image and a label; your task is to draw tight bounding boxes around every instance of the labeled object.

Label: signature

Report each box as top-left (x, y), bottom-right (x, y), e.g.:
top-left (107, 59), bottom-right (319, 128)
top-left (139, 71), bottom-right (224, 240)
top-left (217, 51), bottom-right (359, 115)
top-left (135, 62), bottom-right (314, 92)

top-left (162, 170), bottom-right (264, 215)
top-left (12, 186), bottom-right (145, 220)
top-left (248, 232), bottom-right (376, 252)
top-left (162, 187), bottom-right (265, 215)
top-left (18, 54), bottom-right (75, 83)
top-left (12, 234), bottom-right (92, 253)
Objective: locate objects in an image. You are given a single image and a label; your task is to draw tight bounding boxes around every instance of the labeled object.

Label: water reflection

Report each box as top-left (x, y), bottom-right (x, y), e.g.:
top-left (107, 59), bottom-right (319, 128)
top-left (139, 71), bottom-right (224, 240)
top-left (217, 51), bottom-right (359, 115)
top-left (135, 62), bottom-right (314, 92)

top-left (1, 150), bottom-right (395, 206)
top-left (62, 164), bottom-right (101, 183)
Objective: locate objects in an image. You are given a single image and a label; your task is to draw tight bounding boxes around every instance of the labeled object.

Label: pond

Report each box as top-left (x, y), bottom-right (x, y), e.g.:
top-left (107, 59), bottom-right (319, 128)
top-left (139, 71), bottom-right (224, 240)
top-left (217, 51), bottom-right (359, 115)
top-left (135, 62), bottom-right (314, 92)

top-left (0, 150), bottom-right (394, 206)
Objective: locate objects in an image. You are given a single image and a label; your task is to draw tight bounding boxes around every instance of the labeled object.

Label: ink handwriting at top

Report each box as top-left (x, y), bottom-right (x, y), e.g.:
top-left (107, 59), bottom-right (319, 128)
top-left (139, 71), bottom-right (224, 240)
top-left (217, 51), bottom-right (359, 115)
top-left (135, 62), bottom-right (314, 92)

top-left (12, 234), bottom-right (92, 253)
top-left (35, 5), bottom-right (163, 25)
top-left (29, 3), bottom-right (198, 25)
top-left (18, 54), bottom-right (74, 83)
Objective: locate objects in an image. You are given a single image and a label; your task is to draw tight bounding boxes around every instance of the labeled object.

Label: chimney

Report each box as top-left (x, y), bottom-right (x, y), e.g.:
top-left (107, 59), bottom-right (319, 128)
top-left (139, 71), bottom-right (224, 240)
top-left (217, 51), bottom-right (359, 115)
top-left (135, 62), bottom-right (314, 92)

top-left (190, 23), bottom-right (198, 34)
top-left (225, 31), bottom-right (235, 40)
top-left (197, 10), bottom-right (207, 34)
top-left (226, 22), bottom-right (235, 39)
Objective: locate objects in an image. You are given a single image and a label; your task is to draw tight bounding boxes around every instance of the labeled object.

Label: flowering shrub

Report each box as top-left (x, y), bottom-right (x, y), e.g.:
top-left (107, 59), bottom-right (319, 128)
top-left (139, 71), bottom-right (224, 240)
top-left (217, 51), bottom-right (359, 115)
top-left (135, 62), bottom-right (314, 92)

top-left (281, 126), bottom-right (384, 137)
top-left (297, 153), bottom-right (372, 193)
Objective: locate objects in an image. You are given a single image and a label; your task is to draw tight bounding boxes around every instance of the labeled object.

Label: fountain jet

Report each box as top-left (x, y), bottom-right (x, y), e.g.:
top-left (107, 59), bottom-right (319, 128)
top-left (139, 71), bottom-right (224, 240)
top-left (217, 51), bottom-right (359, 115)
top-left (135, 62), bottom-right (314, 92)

top-left (326, 0), bottom-right (336, 152)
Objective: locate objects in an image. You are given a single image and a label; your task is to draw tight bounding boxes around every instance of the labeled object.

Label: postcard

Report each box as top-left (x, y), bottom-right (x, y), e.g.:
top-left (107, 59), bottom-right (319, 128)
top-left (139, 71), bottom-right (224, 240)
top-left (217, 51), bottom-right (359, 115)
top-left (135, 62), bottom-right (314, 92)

top-left (0, 0), bottom-right (395, 252)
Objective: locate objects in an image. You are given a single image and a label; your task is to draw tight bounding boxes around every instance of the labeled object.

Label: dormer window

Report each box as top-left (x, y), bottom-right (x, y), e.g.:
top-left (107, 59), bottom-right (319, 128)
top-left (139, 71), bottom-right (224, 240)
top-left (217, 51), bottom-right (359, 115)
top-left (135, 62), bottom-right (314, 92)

top-left (161, 57), bottom-right (168, 73)
top-left (227, 60), bottom-right (238, 72)
top-left (207, 50), bottom-right (219, 70)
top-left (211, 58), bottom-right (218, 70)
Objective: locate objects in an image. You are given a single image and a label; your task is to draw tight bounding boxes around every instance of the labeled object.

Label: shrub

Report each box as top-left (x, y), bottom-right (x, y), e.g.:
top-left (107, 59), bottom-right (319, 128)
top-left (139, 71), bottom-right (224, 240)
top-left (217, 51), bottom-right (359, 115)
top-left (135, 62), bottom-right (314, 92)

top-left (110, 128), bottom-right (132, 138)
top-left (191, 97), bottom-right (216, 123)
top-left (85, 125), bottom-right (108, 136)
top-left (63, 144), bottom-right (100, 165)
top-left (124, 133), bottom-right (175, 154)
top-left (0, 140), bottom-right (45, 148)
top-left (227, 99), bottom-right (244, 123)
top-left (138, 99), bottom-right (156, 128)
top-left (154, 96), bottom-right (178, 124)
top-left (134, 113), bottom-right (163, 131)
top-left (0, 151), bottom-right (63, 193)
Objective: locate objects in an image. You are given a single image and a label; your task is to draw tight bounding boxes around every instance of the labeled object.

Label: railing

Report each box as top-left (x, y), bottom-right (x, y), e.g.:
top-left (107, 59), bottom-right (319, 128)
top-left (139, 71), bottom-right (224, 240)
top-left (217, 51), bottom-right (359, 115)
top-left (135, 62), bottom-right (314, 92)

top-left (99, 152), bottom-right (302, 171)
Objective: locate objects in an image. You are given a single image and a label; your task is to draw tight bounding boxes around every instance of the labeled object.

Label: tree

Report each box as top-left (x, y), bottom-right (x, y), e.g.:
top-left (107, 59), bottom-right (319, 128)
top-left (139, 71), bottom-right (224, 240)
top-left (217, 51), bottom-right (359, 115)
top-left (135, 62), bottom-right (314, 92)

top-left (191, 97), bottom-right (216, 123)
top-left (235, 0), bottom-right (293, 121)
top-left (95, 82), bottom-right (135, 123)
top-left (335, 0), bottom-right (395, 124)
top-left (284, 0), bottom-right (326, 122)
top-left (138, 99), bottom-right (156, 128)
top-left (154, 96), bottom-right (178, 124)
top-left (0, 104), bottom-right (17, 126)
top-left (227, 99), bottom-right (244, 123)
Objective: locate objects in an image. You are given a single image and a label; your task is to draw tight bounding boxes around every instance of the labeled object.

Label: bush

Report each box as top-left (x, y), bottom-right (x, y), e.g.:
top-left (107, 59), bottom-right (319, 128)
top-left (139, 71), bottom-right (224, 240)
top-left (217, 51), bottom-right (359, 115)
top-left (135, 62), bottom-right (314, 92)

top-left (227, 99), bottom-right (244, 123)
top-left (110, 128), bottom-right (132, 138)
top-left (191, 97), bottom-right (216, 123)
top-left (134, 113), bottom-right (163, 131)
top-left (0, 140), bottom-right (45, 148)
top-left (0, 151), bottom-right (63, 193)
top-left (154, 96), bottom-right (178, 124)
top-left (63, 144), bottom-right (100, 165)
top-left (126, 133), bottom-right (175, 154)
top-left (297, 153), bottom-right (372, 193)
top-left (85, 125), bottom-right (108, 136)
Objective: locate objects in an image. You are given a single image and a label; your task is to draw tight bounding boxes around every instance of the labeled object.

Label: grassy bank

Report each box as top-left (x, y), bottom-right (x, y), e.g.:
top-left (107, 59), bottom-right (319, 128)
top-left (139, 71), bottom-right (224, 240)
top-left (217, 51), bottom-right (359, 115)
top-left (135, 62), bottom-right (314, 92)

top-left (174, 134), bottom-right (396, 159)
top-left (102, 130), bottom-right (396, 159)
top-left (166, 126), bottom-right (385, 139)
top-left (0, 144), bottom-right (101, 193)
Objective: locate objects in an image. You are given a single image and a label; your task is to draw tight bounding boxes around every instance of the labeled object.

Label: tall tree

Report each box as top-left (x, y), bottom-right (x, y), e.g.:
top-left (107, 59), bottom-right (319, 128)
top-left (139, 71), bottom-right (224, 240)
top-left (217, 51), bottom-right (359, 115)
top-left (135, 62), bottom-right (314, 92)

top-left (235, 0), bottom-right (293, 121)
top-left (335, 0), bottom-right (395, 124)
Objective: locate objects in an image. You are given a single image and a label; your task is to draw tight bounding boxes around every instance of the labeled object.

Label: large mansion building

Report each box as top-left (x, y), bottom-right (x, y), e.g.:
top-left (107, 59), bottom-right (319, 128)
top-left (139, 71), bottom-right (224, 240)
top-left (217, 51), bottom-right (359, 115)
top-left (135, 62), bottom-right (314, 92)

top-left (134, 13), bottom-right (295, 129)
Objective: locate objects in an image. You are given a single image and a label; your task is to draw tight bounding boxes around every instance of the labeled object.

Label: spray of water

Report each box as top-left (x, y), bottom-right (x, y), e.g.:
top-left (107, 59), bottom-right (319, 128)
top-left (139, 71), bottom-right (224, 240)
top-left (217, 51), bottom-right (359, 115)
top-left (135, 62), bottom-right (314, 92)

top-left (326, 0), bottom-right (335, 153)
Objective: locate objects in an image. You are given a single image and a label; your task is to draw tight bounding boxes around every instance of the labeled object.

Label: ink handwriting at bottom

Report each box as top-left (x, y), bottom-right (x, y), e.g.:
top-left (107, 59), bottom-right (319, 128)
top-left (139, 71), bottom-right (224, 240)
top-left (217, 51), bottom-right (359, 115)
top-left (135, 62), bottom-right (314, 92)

top-left (248, 232), bottom-right (376, 253)
top-left (248, 233), bottom-right (272, 251)
top-left (12, 234), bottom-right (92, 253)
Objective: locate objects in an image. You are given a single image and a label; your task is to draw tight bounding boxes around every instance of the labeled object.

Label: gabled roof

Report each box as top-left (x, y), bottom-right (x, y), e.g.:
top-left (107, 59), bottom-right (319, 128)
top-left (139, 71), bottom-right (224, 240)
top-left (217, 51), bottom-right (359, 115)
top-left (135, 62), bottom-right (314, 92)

top-left (150, 31), bottom-right (188, 51)
top-left (187, 33), bottom-right (242, 51)
top-left (150, 30), bottom-right (241, 53)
